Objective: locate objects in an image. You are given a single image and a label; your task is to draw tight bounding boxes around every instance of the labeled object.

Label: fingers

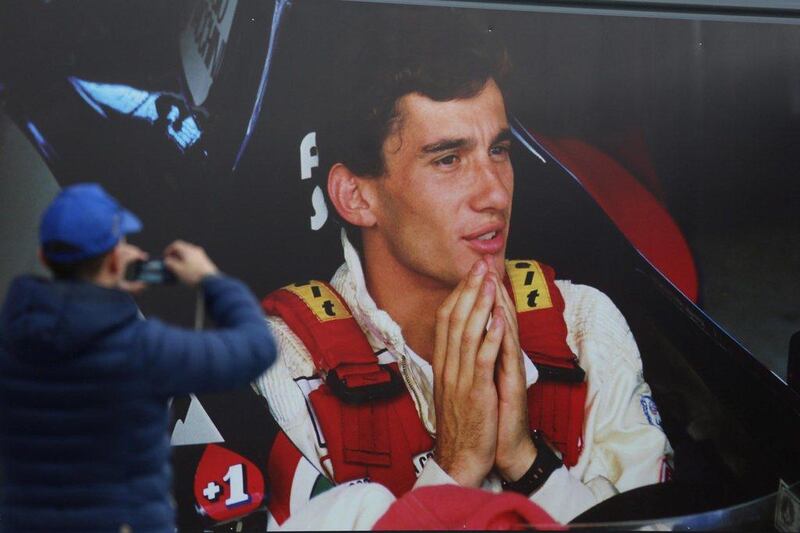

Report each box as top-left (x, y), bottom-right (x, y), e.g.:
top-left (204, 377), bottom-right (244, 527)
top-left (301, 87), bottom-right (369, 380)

top-left (457, 277), bottom-right (497, 386)
top-left (499, 320), bottom-right (524, 379)
top-left (161, 240), bottom-right (218, 287)
top-left (489, 278), bottom-right (523, 371)
top-left (443, 259), bottom-right (489, 387)
top-left (491, 277), bottom-right (519, 340)
top-left (474, 310), bottom-right (505, 385)
top-left (430, 257), bottom-right (513, 487)
top-left (164, 239), bottom-right (193, 259)
top-left (162, 255), bottom-right (180, 273)
top-left (433, 276), bottom-right (468, 389)
top-left (127, 246), bottom-right (148, 263)
top-left (118, 243), bottom-right (147, 263)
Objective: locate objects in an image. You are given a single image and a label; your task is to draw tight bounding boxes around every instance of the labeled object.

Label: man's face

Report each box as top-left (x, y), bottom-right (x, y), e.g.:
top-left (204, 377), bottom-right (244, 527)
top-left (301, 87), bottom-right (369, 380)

top-left (366, 79), bottom-right (513, 288)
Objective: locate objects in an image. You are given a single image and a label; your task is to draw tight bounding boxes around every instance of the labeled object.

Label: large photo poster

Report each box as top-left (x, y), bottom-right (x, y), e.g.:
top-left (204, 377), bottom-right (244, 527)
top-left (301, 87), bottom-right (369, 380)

top-left (1, 0), bottom-right (799, 530)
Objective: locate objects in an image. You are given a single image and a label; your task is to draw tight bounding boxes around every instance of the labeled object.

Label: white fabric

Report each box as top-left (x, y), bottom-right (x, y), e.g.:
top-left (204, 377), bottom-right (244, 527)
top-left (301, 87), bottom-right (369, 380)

top-left (254, 231), bottom-right (672, 527)
top-left (274, 483), bottom-right (395, 531)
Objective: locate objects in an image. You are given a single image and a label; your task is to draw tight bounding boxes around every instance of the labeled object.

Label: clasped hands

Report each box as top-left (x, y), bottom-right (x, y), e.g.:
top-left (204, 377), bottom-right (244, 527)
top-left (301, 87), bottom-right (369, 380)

top-left (432, 257), bottom-right (538, 487)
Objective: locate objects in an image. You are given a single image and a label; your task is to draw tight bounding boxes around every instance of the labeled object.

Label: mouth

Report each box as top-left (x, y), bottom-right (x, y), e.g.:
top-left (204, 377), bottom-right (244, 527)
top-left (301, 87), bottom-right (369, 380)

top-left (475, 231), bottom-right (498, 241)
top-left (463, 225), bottom-right (506, 255)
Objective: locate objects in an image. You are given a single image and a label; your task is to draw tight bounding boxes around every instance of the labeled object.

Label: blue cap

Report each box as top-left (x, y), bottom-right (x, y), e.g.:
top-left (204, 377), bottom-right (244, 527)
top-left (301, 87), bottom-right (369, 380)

top-left (39, 183), bottom-right (142, 263)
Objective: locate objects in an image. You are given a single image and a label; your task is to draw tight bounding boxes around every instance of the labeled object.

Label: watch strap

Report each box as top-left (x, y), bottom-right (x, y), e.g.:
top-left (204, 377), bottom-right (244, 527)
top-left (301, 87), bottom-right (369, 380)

top-left (501, 430), bottom-right (563, 496)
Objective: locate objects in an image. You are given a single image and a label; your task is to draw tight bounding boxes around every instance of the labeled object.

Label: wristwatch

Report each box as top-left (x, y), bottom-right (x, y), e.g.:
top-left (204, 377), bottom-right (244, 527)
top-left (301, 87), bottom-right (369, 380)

top-left (501, 430), bottom-right (563, 496)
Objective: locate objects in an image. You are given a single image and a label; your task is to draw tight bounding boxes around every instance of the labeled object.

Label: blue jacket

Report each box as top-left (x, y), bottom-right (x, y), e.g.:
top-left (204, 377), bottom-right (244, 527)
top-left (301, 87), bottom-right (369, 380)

top-left (0, 274), bottom-right (275, 532)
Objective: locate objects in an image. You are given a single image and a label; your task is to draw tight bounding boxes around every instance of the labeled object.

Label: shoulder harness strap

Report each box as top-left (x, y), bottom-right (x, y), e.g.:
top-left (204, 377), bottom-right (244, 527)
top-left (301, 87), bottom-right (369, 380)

top-left (504, 260), bottom-right (588, 467)
top-left (262, 281), bottom-right (404, 403)
top-left (262, 281), bottom-right (432, 495)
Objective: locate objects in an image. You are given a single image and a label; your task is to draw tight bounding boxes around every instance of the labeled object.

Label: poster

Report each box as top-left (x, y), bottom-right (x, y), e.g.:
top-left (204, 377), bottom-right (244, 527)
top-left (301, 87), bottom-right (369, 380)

top-left (1, 0), bottom-right (799, 529)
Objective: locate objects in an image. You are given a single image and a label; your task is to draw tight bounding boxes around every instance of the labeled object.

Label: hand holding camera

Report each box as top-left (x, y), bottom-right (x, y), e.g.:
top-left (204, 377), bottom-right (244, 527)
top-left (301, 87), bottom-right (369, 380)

top-left (163, 240), bottom-right (219, 287)
top-left (124, 240), bottom-right (219, 288)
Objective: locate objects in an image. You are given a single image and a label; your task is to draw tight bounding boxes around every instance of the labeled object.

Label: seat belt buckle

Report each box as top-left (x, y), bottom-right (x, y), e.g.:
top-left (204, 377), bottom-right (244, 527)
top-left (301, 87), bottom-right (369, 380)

top-left (537, 362), bottom-right (586, 383)
top-left (326, 364), bottom-right (405, 404)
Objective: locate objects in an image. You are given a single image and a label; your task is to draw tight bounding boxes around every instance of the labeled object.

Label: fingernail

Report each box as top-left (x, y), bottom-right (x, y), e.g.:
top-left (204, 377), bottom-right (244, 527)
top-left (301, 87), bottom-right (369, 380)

top-left (472, 260), bottom-right (487, 276)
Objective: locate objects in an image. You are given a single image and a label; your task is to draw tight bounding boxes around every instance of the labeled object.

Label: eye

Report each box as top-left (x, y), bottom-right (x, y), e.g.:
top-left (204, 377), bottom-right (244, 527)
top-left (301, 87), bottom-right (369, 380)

top-left (489, 144), bottom-right (511, 159)
top-left (434, 154), bottom-right (459, 167)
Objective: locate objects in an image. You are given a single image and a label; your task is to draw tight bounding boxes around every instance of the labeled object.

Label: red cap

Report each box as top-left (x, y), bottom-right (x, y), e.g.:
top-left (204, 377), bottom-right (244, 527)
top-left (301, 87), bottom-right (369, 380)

top-left (373, 485), bottom-right (562, 531)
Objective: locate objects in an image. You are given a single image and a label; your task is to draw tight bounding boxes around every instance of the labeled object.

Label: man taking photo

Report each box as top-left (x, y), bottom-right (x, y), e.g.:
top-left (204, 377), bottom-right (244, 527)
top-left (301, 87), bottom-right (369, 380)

top-left (0, 183), bottom-right (276, 532)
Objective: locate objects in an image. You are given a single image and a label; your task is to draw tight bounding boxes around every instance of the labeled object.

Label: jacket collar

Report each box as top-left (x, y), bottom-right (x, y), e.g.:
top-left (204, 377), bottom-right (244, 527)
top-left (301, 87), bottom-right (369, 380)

top-left (330, 230), bottom-right (437, 433)
top-left (330, 230), bottom-right (407, 354)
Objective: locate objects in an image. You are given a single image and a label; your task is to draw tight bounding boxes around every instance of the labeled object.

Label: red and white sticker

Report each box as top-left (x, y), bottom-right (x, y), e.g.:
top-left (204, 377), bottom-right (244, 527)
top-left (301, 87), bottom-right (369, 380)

top-left (194, 444), bottom-right (265, 522)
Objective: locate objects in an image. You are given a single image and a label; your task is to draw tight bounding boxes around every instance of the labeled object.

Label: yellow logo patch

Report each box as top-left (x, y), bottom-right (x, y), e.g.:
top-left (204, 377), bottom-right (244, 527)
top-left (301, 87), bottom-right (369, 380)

top-left (284, 281), bottom-right (352, 322)
top-left (505, 260), bottom-right (553, 313)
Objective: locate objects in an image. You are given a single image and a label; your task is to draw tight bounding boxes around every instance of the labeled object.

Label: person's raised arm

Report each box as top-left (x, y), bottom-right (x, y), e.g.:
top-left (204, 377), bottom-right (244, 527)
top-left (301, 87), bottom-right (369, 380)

top-left (137, 240), bottom-right (275, 396)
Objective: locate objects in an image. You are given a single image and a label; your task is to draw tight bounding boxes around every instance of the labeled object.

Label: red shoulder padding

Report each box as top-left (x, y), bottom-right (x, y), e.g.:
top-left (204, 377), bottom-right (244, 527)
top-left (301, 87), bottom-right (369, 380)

top-left (503, 261), bottom-right (575, 366)
top-left (528, 381), bottom-right (587, 467)
top-left (262, 282), bottom-right (375, 373)
top-left (504, 260), bottom-right (587, 467)
top-left (308, 362), bottom-right (434, 496)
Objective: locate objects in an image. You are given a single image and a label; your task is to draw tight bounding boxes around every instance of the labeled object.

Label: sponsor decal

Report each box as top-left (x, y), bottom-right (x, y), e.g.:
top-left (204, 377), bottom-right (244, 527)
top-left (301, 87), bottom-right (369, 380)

top-left (506, 260), bottom-right (553, 312)
top-left (171, 394), bottom-right (224, 446)
top-left (309, 186), bottom-right (329, 231)
top-left (285, 281), bottom-right (351, 322)
top-left (194, 444), bottom-right (264, 522)
top-left (412, 450), bottom-right (434, 477)
top-left (299, 131), bottom-right (329, 231)
top-left (300, 132), bottom-right (319, 180)
top-left (640, 395), bottom-right (662, 427)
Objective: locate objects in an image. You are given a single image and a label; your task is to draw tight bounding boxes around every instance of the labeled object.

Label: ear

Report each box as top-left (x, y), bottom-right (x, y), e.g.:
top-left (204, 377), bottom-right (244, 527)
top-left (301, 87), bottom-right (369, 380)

top-left (327, 163), bottom-right (378, 228)
top-left (105, 245), bottom-right (122, 276)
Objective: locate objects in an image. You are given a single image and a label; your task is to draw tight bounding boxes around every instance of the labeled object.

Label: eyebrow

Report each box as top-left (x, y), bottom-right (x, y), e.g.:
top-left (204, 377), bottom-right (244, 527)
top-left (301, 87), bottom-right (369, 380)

top-left (420, 137), bottom-right (472, 154)
top-left (419, 127), bottom-right (513, 155)
top-left (493, 128), bottom-right (513, 145)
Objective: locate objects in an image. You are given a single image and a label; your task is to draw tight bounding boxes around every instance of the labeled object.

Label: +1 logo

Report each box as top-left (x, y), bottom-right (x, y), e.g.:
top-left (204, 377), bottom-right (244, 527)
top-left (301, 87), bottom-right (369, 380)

top-left (203, 481), bottom-right (221, 501)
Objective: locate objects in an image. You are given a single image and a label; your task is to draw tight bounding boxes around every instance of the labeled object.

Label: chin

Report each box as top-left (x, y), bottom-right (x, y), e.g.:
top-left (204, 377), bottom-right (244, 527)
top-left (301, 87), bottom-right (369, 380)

top-left (482, 249), bottom-right (505, 269)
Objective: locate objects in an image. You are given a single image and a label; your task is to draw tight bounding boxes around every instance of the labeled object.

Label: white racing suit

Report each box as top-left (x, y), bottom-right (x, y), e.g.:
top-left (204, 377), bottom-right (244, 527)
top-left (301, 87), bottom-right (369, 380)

top-left (254, 232), bottom-right (672, 527)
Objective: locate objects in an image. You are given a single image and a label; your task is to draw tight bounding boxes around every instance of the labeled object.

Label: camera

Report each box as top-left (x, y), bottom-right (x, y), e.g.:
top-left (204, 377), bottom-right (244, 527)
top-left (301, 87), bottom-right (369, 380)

top-left (125, 259), bottom-right (177, 285)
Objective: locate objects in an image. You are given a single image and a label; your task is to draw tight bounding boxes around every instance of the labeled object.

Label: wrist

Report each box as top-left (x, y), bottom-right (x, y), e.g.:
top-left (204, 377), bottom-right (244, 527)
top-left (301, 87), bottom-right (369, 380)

top-left (201, 269), bottom-right (219, 281)
top-left (501, 430), bottom-right (563, 496)
top-left (196, 271), bottom-right (221, 289)
top-left (435, 451), bottom-right (487, 488)
top-left (497, 436), bottom-right (538, 482)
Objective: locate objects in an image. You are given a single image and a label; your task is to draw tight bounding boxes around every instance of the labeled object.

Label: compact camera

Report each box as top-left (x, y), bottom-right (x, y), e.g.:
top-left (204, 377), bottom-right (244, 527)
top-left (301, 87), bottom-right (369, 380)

top-left (125, 259), bottom-right (177, 285)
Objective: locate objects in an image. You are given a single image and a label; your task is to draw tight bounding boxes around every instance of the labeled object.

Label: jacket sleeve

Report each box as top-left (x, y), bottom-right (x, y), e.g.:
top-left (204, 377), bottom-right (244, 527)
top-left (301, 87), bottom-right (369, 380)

top-left (531, 281), bottom-right (673, 522)
top-left (138, 275), bottom-right (276, 396)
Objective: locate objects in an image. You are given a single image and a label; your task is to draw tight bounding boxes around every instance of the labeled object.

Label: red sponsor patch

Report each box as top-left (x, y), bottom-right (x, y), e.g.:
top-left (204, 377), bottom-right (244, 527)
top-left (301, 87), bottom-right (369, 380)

top-left (194, 444), bottom-right (265, 522)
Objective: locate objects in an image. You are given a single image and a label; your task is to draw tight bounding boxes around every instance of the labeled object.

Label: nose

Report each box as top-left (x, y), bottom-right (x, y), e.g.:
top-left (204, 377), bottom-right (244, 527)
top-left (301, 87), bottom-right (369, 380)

top-left (470, 157), bottom-right (512, 212)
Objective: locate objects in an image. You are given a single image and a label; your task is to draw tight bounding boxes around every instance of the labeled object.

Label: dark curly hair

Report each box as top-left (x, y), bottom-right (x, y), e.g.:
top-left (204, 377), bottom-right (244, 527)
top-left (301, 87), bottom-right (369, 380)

top-left (327, 10), bottom-right (511, 179)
